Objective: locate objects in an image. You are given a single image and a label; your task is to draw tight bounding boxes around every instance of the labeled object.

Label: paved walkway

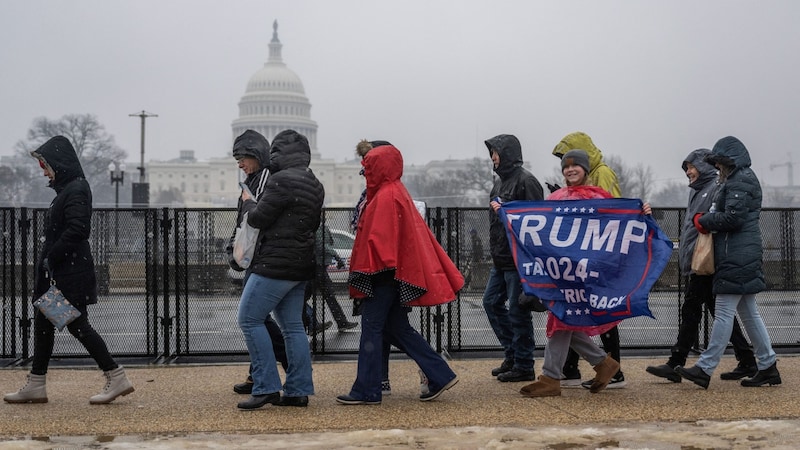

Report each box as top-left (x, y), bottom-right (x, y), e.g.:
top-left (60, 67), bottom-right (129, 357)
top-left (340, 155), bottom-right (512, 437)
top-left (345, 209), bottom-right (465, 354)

top-left (1, 355), bottom-right (798, 446)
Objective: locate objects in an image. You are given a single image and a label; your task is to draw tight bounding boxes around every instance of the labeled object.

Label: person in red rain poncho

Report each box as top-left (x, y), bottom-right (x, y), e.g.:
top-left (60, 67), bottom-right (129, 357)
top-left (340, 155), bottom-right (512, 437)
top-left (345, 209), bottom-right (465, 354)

top-left (336, 143), bottom-right (463, 405)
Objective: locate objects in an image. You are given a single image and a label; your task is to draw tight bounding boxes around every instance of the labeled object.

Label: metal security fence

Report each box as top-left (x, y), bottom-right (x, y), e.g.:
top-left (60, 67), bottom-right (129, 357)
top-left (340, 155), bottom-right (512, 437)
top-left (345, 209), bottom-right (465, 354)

top-left (2, 206), bottom-right (800, 365)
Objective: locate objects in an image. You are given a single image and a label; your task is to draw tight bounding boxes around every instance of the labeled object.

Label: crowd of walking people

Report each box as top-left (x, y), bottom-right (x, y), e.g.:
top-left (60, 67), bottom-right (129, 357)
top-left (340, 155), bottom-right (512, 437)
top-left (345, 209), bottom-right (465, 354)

top-left (4, 128), bottom-right (781, 409)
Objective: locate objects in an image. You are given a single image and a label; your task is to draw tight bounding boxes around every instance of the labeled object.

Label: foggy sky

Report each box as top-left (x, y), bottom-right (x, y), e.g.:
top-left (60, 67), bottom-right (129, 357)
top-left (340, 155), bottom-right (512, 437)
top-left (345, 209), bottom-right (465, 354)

top-left (2, 0), bottom-right (799, 189)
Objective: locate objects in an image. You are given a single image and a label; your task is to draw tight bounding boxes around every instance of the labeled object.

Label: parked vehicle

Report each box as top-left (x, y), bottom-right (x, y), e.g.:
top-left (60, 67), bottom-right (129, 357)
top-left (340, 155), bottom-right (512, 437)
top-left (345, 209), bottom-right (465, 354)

top-left (324, 228), bottom-right (355, 284)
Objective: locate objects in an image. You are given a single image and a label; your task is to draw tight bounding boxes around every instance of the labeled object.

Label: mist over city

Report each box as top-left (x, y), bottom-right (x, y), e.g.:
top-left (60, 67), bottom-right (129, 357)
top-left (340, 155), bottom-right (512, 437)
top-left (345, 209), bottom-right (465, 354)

top-left (2, 1), bottom-right (799, 207)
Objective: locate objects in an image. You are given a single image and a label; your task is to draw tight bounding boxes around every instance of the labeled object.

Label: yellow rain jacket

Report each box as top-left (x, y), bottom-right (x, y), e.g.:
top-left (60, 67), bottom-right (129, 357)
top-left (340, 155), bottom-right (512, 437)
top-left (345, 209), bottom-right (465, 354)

top-left (552, 131), bottom-right (621, 198)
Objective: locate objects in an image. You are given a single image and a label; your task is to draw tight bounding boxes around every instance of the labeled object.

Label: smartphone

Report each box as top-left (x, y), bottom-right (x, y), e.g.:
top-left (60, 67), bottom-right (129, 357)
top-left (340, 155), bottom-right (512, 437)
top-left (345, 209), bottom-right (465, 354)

top-left (239, 182), bottom-right (254, 198)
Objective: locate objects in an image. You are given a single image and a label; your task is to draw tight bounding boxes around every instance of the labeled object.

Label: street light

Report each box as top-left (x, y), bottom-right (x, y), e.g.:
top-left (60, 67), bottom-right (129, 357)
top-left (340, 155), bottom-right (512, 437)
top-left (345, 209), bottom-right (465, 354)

top-left (109, 162), bottom-right (126, 208)
top-left (109, 162), bottom-right (125, 246)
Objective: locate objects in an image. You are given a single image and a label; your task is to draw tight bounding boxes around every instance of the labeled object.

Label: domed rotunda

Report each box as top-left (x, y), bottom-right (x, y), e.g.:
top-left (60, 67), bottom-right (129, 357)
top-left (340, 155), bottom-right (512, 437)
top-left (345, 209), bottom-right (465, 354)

top-left (231, 20), bottom-right (320, 158)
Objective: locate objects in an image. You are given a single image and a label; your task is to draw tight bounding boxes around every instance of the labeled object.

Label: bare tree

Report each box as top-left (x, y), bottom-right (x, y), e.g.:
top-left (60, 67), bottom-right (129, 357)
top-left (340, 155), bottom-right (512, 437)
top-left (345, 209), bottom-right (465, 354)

top-left (605, 154), bottom-right (654, 199)
top-left (404, 158), bottom-right (494, 207)
top-left (650, 180), bottom-right (690, 207)
top-left (13, 114), bottom-right (128, 206)
top-left (153, 187), bottom-right (185, 207)
top-left (16, 114), bottom-right (127, 183)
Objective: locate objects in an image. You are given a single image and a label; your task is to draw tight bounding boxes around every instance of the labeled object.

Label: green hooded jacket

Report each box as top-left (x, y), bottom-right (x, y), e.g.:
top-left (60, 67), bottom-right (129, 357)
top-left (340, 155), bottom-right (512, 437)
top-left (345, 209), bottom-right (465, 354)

top-left (552, 131), bottom-right (621, 198)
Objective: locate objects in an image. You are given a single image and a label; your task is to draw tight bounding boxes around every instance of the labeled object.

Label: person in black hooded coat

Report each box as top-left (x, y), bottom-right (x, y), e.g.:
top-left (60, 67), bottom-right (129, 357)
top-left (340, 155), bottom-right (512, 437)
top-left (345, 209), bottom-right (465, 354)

top-left (4, 136), bottom-right (134, 405)
top-left (482, 134), bottom-right (544, 382)
top-left (235, 129), bottom-right (325, 410)
top-left (225, 130), bottom-right (288, 395)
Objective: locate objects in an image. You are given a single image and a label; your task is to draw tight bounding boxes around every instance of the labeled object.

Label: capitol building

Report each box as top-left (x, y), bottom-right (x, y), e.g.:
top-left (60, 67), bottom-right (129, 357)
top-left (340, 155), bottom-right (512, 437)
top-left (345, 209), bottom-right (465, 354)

top-left (146, 21), bottom-right (363, 208)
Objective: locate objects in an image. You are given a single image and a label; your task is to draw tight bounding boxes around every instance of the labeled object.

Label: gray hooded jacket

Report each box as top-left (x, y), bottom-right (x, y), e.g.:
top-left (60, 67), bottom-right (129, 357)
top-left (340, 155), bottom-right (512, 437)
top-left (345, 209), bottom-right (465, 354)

top-left (678, 148), bottom-right (718, 275)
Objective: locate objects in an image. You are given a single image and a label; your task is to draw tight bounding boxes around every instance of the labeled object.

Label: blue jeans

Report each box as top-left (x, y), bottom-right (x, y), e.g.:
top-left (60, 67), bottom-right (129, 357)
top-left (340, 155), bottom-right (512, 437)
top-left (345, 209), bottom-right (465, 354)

top-left (482, 267), bottom-right (534, 371)
top-left (349, 281), bottom-right (456, 402)
top-left (696, 293), bottom-right (777, 375)
top-left (238, 274), bottom-right (313, 397)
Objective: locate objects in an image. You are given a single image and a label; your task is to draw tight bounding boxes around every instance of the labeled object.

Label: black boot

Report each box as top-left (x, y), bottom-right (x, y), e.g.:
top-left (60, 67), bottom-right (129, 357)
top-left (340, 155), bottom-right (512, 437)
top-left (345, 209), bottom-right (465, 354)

top-left (675, 365), bottom-right (710, 389)
top-left (645, 363), bottom-right (681, 383)
top-left (741, 363), bottom-right (781, 387)
top-left (237, 392), bottom-right (280, 410)
top-left (491, 358), bottom-right (514, 376)
top-left (720, 362), bottom-right (758, 380)
top-left (233, 375), bottom-right (254, 394)
top-left (275, 395), bottom-right (309, 407)
top-left (497, 368), bottom-right (535, 382)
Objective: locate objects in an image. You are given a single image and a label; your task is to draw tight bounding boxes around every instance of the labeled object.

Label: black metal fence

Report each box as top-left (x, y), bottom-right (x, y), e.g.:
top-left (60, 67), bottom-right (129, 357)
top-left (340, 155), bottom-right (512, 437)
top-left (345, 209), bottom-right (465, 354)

top-left (2, 206), bottom-right (799, 365)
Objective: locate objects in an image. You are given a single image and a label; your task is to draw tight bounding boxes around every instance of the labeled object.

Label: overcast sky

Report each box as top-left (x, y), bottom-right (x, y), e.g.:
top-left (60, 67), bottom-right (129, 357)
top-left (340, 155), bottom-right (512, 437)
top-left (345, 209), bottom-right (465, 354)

top-left (2, 0), bottom-right (799, 188)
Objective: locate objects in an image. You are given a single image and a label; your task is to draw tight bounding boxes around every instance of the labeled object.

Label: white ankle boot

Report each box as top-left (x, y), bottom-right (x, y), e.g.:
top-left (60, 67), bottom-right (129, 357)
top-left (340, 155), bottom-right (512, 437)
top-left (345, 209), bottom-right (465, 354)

top-left (4, 373), bottom-right (48, 404)
top-left (89, 367), bottom-right (134, 404)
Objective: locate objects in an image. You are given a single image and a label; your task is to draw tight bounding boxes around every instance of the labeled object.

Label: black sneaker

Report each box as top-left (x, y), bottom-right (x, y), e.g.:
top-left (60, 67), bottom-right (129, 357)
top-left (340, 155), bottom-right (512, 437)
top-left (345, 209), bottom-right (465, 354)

top-left (381, 380), bottom-right (392, 395)
top-left (581, 372), bottom-right (627, 389)
top-left (309, 321), bottom-right (333, 336)
top-left (497, 369), bottom-right (535, 382)
top-left (335, 394), bottom-right (381, 405)
top-left (337, 321), bottom-right (359, 331)
top-left (720, 363), bottom-right (758, 380)
top-left (646, 364), bottom-right (681, 383)
top-left (491, 358), bottom-right (514, 376)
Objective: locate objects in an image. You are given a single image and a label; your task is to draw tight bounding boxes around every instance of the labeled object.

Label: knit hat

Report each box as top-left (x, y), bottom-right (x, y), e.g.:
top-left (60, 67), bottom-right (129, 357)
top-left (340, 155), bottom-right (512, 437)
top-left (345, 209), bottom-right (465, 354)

top-left (561, 149), bottom-right (590, 174)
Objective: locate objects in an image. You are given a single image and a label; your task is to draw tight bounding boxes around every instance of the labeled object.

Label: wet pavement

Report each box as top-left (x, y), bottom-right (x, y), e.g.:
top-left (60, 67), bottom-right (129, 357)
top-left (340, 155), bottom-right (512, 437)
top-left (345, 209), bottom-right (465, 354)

top-left (1, 355), bottom-right (799, 448)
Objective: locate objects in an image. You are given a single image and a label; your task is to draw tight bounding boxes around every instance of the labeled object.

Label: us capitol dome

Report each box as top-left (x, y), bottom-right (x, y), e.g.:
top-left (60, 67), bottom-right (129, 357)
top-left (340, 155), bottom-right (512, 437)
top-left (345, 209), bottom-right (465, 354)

top-left (231, 20), bottom-right (320, 159)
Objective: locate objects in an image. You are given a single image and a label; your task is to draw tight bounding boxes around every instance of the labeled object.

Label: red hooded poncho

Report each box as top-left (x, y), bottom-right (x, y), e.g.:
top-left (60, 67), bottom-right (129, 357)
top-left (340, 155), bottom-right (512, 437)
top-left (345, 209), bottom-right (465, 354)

top-left (545, 185), bottom-right (621, 337)
top-left (348, 145), bottom-right (464, 306)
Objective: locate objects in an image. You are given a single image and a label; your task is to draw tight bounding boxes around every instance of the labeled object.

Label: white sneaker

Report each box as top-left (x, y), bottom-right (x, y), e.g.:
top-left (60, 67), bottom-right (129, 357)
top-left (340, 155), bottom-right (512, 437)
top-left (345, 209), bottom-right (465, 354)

top-left (560, 376), bottom-right (583, 388)
top-left (419, 370), bottom-right (429, 395)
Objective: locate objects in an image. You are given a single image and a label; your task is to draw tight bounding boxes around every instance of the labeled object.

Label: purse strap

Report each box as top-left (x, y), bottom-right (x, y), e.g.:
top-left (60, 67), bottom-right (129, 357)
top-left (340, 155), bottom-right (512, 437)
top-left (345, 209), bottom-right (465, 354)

top-left (45, 269), bottom-right (56, 286)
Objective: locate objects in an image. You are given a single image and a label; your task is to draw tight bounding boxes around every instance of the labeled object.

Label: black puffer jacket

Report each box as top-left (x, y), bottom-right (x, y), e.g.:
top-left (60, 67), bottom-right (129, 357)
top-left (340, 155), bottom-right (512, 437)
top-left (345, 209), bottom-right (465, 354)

top-left (485, 134), bottom-right (544, 270)
top-left (225, 130), bottom-right (270, 270)
top-left (30, 136), bottom-right (98, 306)
top-left (697, 136), bottom-right (765, 295)
top-left (243, 130), bottom-right (325, 281)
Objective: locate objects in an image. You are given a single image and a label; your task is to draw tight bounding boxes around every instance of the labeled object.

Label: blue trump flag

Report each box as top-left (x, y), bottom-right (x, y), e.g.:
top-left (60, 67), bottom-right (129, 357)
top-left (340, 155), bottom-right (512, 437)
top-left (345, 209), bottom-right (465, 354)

top-left (498, 198), bottom-right (673, 327)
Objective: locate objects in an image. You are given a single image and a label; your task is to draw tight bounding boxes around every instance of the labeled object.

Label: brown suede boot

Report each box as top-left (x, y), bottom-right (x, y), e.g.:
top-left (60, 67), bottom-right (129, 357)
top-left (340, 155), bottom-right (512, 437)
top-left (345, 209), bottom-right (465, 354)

top-left (590, 354), bottom-right (620, 393)
top-left (520, 375), bottom-right (561, 397)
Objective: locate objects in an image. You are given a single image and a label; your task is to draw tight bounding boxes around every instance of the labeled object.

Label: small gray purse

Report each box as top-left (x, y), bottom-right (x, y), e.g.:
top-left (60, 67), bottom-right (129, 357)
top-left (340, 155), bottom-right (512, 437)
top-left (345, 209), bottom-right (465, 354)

top-left (33, 281), bottom-right (81, 331)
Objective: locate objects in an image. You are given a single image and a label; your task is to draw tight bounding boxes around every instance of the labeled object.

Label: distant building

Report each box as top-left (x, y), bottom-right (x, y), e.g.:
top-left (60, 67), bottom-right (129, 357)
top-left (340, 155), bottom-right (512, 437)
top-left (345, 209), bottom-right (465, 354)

top-left (147, 20), bottom-right (363, 207)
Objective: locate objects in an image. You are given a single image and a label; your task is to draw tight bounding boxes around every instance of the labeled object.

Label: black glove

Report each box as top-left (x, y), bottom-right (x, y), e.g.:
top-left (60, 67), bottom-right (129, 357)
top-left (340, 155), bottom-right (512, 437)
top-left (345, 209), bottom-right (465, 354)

top-left (519, 293), bottom-right (548, 312)
top-left (336, 259), bottom-right (346, 269)
top-left (352, 298), bottom-right (363, 316)
top-left (228, 258), bottom-right (244, 272)
top-left (546, 182), bottom-right (561, 193)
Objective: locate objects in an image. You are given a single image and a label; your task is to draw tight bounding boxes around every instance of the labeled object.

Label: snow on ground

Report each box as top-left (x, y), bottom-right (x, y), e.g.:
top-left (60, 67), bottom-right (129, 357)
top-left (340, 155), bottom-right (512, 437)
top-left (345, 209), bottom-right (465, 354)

top-left (2, 419), bottom-right (799, 449)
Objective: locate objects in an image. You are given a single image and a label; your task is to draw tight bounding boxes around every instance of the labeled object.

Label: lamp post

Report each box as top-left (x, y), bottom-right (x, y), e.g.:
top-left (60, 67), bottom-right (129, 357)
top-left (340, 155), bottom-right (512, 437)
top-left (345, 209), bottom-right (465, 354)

top-left (109, 162), bottom-right (125, 245)
top-left (129, 110), bottom-right (157, 207)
